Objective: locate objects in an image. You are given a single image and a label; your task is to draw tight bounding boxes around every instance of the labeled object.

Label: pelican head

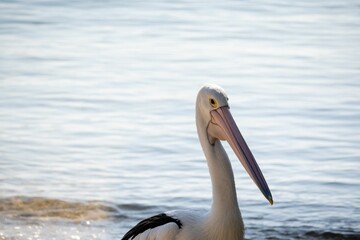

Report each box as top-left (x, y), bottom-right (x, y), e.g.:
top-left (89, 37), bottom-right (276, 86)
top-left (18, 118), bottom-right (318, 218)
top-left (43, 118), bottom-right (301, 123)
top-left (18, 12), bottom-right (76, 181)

top-left (196, 84), bottom-right (273, 205)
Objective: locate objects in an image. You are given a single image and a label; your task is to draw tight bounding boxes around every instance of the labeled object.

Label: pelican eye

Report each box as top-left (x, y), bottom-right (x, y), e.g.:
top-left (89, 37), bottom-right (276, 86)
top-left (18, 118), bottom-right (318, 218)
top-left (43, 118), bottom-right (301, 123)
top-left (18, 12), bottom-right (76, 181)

top-left (209, 98), bottom-right (218, 108)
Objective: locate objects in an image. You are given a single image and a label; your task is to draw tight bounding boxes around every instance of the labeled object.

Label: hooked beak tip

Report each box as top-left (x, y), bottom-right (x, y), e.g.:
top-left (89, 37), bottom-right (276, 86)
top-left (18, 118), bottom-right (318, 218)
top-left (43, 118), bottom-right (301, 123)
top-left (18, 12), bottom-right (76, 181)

top-left (268, 196), bottom-right (274, 205)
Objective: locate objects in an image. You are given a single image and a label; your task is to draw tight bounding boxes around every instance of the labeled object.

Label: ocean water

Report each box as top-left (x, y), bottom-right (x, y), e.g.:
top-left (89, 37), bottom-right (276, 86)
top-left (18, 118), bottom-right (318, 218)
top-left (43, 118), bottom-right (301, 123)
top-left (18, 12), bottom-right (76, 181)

top-left (0, 0), bottom-right (359, 239)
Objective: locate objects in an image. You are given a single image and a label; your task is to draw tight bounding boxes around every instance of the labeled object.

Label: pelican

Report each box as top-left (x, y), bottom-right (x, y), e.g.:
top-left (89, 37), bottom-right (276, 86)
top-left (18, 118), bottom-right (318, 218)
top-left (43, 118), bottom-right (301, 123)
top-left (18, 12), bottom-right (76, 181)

top-left (122, 84), bottom-right (273, 240)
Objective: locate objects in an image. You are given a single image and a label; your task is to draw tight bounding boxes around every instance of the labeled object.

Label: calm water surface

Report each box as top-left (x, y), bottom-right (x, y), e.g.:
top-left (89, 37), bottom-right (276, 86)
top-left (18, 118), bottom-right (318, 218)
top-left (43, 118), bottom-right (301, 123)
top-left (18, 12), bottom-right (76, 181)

top-left (0, 0), bottom-right (359, 239)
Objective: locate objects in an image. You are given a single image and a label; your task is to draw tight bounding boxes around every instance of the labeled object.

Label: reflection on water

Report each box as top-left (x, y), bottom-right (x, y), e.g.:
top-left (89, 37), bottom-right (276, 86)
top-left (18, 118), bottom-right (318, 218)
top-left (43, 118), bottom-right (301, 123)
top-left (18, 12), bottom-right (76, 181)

top-left (0, 0), bottom-right (360, 239)
top-left (0, 196), bottom-right (117, 220)
top-left (0, 197), bottom-right (112, 240)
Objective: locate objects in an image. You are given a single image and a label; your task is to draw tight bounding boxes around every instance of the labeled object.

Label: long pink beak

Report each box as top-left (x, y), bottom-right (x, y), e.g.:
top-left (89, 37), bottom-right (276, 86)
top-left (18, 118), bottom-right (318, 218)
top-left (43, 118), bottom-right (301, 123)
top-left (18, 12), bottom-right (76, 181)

top-left (210, 106), bottom-right (273, 205)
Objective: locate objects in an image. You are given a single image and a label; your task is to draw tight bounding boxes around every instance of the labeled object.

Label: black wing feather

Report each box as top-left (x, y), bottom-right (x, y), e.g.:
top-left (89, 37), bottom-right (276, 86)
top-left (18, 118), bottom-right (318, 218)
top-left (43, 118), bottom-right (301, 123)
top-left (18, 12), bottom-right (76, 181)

top-left (122, 213), bottom-right (182, 240)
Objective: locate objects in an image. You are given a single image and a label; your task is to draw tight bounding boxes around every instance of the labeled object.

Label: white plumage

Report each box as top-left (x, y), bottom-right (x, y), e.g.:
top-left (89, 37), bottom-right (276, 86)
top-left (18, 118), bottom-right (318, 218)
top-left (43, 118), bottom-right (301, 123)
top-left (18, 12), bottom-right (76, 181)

top-left (122, 84), bottom-right (273, 240)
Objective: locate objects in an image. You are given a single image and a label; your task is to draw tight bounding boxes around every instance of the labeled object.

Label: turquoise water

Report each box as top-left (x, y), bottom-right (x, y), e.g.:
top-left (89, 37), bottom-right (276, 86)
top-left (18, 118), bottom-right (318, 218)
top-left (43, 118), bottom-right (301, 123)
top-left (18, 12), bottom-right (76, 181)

top-left (0, 0), bottom-right (359, 239)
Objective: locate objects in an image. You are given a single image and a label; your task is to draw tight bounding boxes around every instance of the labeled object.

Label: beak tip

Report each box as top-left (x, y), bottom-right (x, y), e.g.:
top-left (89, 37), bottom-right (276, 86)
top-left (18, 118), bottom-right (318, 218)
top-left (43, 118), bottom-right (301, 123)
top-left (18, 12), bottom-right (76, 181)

top-left (268, 195), bottom-right (274, 205)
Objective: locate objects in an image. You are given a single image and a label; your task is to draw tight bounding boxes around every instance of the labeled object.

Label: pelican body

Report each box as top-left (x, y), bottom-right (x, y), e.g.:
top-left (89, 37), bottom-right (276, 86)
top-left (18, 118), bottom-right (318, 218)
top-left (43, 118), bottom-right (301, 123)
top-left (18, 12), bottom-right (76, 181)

top-left (122, 84), bottom-right (273, 240)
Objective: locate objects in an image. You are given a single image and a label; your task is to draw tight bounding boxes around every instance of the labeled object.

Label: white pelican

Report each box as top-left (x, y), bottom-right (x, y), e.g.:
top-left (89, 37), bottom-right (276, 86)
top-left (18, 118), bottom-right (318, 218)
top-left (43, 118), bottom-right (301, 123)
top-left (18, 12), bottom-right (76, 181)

top-left (122, 84), bottom-right (273, 240)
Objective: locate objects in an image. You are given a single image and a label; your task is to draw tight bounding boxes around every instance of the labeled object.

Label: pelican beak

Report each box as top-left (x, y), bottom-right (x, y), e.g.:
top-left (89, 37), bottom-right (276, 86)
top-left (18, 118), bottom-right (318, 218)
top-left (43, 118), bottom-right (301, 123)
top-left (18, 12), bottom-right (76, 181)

top-left (209, 106), bottom-right (273, 205)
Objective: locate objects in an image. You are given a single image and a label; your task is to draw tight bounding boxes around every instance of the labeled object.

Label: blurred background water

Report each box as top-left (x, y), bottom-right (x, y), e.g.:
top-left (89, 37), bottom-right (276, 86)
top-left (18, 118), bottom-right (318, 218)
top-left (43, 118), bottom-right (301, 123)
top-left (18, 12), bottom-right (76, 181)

top-left (0, 0), bottom-right (360, 239)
